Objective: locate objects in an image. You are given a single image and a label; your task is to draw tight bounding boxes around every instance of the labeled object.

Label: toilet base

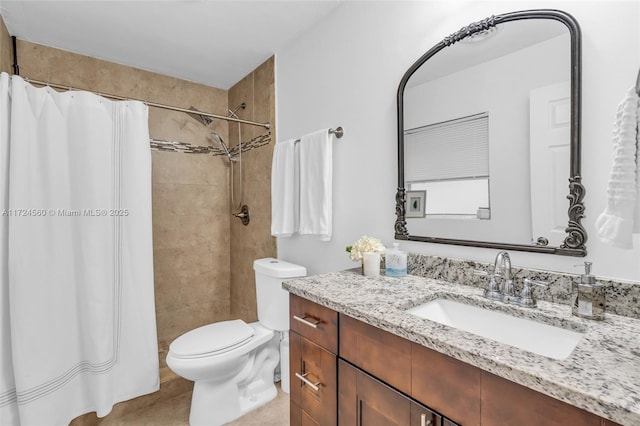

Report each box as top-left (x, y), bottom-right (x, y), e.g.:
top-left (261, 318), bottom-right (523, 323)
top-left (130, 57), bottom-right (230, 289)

top-left (189, 380), bottom-right (277, 426)
top-left (187, 334), bottom-right (280, 426)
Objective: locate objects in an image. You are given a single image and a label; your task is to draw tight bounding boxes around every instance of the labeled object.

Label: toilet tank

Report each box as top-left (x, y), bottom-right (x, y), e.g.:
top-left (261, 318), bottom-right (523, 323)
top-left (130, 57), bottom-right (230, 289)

top-left (254, 258), bottom-right (306, 331)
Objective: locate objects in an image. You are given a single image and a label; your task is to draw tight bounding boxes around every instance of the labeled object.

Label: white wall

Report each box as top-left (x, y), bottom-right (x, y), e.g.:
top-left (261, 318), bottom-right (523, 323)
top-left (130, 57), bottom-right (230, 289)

top-left (275, 0), bottom-right (640, 281)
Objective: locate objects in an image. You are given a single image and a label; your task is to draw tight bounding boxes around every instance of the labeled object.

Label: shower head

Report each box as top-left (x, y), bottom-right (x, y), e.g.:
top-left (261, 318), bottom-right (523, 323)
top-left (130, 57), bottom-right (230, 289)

top-left (187, 106), bottom-right (213, 126)
top-left (210, 132), bottom-right (235, 161)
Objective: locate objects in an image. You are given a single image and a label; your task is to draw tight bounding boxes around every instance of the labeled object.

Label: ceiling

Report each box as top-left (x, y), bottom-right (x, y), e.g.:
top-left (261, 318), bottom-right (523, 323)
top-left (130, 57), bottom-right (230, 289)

top-left (0, 0), bottom-right (343, 89)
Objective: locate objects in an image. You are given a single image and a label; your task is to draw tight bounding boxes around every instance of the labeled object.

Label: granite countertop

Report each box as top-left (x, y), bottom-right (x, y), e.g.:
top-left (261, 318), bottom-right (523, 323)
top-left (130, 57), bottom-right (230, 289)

top-left (283, 270), bottom-right (640, 425)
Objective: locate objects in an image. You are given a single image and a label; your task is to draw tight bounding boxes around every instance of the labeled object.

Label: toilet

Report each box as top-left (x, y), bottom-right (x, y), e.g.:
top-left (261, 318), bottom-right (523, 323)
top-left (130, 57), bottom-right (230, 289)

top-left (166, 258), bottom-right (306, 426)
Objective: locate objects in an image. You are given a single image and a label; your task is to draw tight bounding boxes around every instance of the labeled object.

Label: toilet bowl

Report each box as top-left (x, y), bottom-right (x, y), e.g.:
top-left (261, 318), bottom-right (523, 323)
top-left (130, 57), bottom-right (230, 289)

top-left (166, 258), bottom-right (306, 426)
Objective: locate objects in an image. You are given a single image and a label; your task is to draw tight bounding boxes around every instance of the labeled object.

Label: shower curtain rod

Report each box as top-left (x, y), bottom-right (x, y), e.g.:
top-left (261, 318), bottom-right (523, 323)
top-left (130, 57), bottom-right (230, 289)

top-left (23, 77), bottom-right (271, 129)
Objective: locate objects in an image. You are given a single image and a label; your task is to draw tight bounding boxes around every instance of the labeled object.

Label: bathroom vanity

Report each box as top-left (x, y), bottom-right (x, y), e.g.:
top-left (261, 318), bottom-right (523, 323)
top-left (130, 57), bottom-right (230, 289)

top-left (285, 270), bottom-right (640, 425)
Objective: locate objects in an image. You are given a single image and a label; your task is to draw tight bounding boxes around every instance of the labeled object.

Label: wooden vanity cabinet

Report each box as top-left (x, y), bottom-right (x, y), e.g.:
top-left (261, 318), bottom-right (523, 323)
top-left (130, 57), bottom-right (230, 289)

top-left (289, 294), bottom-right (338, 425)
top-left (289, 294), bottom-right (622, 426)
top-left (339, 314), bottom-right (623, 425)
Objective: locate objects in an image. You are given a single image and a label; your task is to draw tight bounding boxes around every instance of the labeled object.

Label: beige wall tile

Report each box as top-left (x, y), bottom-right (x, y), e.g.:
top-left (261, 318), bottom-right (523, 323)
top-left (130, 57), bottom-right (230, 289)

top-left (152, 214), bottom-right (180, 250)
top-left (154, 244), bottom-right (215, 279)
top-left (152, 183), bottom-right (181, 216)
top-left (47, 47), bottom-right (99, 89)
top-left (228, 57), bottom-right (277, 322)
top-left (176, 214), bottom-right (229, 249)
top-left (151, 151), bottom-right (179, 184)
top-left (176, 184), bottom-right (218, 216)
top-left (177, 153), bottom-right (225, 185)
top-left (0, 16), bottom-right (12, 74)
top-left (15, 41), bottom-right (51, 82)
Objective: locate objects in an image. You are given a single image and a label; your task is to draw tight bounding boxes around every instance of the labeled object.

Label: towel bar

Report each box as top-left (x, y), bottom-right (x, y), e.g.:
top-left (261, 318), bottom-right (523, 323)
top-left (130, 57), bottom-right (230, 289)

top-left (294, 127), bottom-right (344, 143)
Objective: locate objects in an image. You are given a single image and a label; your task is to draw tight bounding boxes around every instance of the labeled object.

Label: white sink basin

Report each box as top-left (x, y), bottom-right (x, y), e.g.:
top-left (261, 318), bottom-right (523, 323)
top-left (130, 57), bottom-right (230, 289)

top-left (406, 298), bottom-right (584, 360)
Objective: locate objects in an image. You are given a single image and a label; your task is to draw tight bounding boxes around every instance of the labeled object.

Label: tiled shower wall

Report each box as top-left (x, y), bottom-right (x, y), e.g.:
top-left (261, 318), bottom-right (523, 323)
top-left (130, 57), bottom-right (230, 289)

top-left (0, 18), bottom-right (11, 73)
top-left (229, 57), bottom-right (277, 322)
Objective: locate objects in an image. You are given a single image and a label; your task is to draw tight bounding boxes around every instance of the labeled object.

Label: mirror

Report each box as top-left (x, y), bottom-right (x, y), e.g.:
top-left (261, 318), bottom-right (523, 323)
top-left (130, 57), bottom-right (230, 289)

top-left (395, 9), bottom-right (586, 256)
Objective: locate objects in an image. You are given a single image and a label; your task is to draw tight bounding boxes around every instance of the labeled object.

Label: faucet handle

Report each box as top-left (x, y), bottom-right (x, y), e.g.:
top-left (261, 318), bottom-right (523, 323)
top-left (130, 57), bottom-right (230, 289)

top-left (475, 269), bottom-right (503, 301)
top-left (523, 278), bottom-right (548, 288)
top-left (518, 278), bottom-right (548, 308)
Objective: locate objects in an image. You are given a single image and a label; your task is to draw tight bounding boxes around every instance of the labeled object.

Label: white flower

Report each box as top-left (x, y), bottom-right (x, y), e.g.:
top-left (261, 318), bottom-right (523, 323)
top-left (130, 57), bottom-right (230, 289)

top-left (347, 236), bottom-right (385, 262)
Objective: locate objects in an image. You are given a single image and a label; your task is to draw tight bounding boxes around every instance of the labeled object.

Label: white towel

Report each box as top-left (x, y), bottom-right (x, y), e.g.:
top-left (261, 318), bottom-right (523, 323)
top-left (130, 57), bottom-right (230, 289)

top-left (595, 87), bottom-right (640, 248)
top-left (271, 139), bottom-right (299, 237)
top-left (299, 129), bottom-right (333, 241)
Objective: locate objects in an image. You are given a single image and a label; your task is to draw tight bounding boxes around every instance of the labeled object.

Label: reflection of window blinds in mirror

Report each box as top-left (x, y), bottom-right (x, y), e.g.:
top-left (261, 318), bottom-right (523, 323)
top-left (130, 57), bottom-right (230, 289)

top-left (404, 112), bottom-right (489, 182)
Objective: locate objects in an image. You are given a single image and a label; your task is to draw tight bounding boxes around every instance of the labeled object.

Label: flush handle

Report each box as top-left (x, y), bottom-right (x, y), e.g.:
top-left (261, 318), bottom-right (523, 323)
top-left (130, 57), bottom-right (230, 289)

top-left (421, 413), bottom-right (433, 426)
top-left (293, 315), bottom-right (321, 329)
top-left (295, 372), bottom-right (320, 392)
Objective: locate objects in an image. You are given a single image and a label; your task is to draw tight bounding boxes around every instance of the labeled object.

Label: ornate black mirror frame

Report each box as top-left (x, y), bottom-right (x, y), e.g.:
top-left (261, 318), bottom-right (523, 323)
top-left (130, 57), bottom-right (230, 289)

top-left (395, 9), bottom-right (586, 256)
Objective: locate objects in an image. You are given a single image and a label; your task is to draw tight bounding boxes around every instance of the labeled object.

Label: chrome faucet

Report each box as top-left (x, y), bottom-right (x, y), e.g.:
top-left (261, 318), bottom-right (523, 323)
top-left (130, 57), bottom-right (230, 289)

top-left (494, 251), bottom-right (516, 302)
top-left (474, 250), bottom-right (510, 301)
top-left (475, 251), bottom-right (547, 307)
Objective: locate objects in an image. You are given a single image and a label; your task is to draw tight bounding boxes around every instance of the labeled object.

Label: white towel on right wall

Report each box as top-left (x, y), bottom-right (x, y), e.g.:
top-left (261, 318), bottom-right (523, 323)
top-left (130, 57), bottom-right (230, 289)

top-left (299, 129), bottom-right (333, 241)
top-left (595, 87), bottom-right (640, 248)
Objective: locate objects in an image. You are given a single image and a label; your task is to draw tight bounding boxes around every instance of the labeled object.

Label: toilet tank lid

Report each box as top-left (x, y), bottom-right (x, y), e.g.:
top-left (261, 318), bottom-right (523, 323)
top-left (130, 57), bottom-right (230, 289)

top-left (253, 258), bottom-right (307, 278)
top-left (169, 319), bottom-right (254, 357)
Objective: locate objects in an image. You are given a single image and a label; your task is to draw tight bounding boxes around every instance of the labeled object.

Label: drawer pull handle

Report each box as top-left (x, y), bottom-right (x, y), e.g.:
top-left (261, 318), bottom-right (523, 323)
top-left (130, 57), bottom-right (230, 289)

top-left (295, 372), bottom-right (321, 391)
top-left (421, 414), bottom-right (432, 426)
top-left (293, 315), bottom-right (320, 329)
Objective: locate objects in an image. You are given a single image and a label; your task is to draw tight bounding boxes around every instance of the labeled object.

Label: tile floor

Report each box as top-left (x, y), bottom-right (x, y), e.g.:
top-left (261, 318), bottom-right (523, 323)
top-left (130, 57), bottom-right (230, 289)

top-left (105, 384), bottom-right (289, 426)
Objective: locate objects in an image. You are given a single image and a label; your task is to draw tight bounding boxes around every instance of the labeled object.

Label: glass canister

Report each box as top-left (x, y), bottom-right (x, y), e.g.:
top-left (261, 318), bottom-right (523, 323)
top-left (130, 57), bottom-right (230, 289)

top-left (385, 243), bottom-right (407, 277)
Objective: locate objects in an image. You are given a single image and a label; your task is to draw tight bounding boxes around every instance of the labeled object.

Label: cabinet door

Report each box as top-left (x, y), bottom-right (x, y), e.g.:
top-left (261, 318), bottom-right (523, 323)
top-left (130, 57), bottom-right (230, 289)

top-left (339, 360), bottom-right (442, 426)
top-left (339, 360), bottom-right (410, 425)
top-left (290, 331), bottom-right (337, 425)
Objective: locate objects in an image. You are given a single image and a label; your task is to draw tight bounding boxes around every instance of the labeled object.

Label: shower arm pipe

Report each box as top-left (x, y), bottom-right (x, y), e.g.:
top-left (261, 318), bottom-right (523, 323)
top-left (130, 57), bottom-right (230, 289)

top-left (22, 77), bottom-right (271, 129)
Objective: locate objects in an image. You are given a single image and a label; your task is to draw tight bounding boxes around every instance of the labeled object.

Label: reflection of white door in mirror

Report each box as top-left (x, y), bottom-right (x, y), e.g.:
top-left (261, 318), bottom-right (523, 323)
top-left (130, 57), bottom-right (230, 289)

top-left (529, 81), bottom-right (571, 246)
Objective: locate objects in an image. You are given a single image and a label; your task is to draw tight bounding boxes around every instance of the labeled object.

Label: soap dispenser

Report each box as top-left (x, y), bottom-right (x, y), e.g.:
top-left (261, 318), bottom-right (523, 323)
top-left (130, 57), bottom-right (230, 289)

top-left (385, 243), bottom-right (407, 277)
top-left (572, 262), bottom-right (605, 320)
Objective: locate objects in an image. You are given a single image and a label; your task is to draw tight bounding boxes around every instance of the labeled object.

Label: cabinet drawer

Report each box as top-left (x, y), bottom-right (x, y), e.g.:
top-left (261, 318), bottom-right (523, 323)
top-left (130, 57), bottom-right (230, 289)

top-left (290, 331), bottom-right (337, 425)
top-left (339, 314), bottom-right (411, 395)
top-left (290, 294), bottom-right (338, 353)
top-left (412, 343), bottom-right (481, 426)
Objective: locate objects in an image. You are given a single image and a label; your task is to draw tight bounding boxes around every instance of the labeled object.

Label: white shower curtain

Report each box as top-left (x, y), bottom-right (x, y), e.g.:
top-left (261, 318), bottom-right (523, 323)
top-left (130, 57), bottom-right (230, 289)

top-left (0, 73), bottom-right (159, 425)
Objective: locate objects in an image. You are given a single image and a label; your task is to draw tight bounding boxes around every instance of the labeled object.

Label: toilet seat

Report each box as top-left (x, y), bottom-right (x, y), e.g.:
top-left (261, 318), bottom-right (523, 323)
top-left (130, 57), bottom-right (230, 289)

top-left (169, 319), bottom-right (255, 359)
